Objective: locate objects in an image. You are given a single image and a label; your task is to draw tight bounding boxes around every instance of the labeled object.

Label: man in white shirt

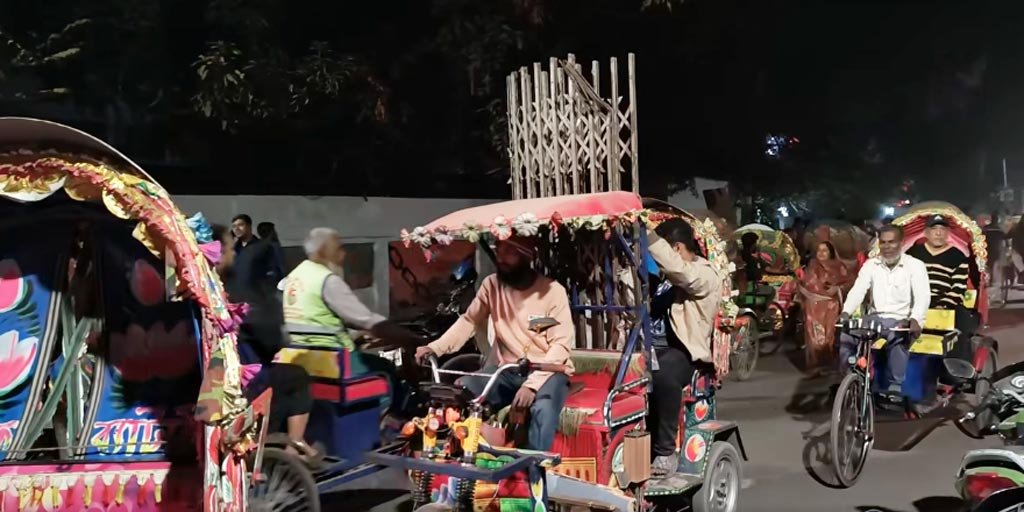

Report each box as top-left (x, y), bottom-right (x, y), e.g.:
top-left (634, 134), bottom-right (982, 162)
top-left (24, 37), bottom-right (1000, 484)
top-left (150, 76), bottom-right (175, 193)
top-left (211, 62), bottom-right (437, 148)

top-left (840, 224), bottom-right (931, 392)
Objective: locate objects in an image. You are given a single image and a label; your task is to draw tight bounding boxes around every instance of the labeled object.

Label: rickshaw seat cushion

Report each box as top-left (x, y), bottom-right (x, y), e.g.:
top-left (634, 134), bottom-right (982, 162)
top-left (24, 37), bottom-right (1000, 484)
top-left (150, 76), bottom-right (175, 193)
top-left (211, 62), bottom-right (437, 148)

top-left (872, 334), bottom-right (951, 356)
top-left (275, 345), bottom-right (389, 405)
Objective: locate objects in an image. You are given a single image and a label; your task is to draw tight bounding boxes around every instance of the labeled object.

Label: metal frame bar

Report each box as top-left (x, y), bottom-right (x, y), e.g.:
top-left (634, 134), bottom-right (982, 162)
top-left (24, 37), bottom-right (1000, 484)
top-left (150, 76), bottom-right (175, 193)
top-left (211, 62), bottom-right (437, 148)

top-left (365, 444), bottom-right (558, 483)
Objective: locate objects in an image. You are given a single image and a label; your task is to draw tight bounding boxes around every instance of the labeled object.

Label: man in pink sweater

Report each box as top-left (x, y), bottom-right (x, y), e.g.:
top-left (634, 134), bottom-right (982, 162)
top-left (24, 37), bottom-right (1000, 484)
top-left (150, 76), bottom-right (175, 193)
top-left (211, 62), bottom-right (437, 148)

top-left (416, 237), bottom-right (574, 451)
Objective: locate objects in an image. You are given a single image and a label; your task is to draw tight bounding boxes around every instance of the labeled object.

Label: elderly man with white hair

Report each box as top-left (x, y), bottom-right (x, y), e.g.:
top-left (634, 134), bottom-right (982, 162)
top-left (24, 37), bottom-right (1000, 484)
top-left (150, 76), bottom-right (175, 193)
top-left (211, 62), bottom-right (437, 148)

top-left (281, 227), bottom-right (412, 404)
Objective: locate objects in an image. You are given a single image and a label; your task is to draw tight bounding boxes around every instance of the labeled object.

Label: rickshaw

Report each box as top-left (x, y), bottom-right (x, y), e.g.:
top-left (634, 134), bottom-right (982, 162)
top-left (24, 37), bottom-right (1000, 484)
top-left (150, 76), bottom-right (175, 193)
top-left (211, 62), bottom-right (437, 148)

top-left (358, 191), bottom-right (745, 512)
top-left (730, 224), bottom-right (801, 379)
top-left (0, 118), bottom-right (268, 511)
top-left (829, 201), bottom-right (999, 487)
top-left (802, 219), bottom-right (871, 270)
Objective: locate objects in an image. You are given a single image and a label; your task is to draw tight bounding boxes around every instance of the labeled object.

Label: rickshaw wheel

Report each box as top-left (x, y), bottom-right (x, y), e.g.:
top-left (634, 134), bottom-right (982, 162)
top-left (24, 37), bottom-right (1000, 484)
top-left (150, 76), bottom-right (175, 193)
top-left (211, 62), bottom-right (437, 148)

top-left (730, 319), bottom-right (759, 381)
top-left (692, 441), bottom-right (741, 512)
top-left (829, 373), bottom-right (873, 488)
top-left (249, 447), bottom-right (321, 512)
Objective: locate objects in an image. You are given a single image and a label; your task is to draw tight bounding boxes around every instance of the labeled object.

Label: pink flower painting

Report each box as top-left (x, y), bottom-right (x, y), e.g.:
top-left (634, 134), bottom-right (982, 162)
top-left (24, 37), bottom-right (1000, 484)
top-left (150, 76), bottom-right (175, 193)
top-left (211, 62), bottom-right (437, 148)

top-left (0, 330), bottom-right (38, 394)
top-left (129, 260), bottom-right (164, 307)
top-left (108, 321), bottom-right (197, 382)
top-left (0, 259), bottom-right (26, 313)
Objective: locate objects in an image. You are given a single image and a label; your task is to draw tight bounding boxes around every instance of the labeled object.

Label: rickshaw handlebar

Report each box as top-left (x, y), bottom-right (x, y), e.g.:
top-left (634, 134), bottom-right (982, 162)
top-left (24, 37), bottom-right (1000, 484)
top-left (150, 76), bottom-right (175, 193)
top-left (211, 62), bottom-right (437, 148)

top-left (833, 320), bottom-right (960, 339)
top-left (422, 355), bottom-right (568, 405)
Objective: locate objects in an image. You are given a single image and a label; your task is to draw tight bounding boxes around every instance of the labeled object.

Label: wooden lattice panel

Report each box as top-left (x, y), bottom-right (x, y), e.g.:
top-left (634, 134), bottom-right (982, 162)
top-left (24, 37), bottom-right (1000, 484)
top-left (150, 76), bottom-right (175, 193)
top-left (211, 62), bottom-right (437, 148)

top-left (507, 54), bottom-right (639, 199)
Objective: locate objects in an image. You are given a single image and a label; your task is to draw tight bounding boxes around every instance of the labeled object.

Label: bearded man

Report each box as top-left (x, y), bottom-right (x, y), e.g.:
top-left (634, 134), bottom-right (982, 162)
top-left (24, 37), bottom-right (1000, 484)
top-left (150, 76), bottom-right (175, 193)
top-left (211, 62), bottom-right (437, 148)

top-left (415, 237), bottom-right (575, 451)
top-left (840, 225), bottom-right (931, 392)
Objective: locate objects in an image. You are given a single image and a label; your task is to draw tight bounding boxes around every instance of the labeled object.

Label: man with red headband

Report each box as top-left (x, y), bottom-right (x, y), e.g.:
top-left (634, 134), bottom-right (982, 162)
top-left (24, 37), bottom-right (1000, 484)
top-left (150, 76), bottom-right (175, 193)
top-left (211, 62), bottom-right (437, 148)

top-left (415, 236), bottom-right (575, 451)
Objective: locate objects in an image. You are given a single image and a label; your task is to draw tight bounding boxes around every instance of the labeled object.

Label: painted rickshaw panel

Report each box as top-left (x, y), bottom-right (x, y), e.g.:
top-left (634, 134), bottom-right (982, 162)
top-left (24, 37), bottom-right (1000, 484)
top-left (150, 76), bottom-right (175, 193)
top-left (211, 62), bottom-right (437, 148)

top-left (0, 118), bottom-right (253, 511)
top-left (733, 224), bottom-right (801, 274)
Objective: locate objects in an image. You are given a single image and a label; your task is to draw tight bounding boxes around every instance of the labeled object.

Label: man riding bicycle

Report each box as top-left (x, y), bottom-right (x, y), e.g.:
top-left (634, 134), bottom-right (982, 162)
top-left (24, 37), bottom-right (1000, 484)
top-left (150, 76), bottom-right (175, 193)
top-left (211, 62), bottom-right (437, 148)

top-left (415, 236), bottom-right (575, 452)
top-left (840, 225), bottom-right (931, 393)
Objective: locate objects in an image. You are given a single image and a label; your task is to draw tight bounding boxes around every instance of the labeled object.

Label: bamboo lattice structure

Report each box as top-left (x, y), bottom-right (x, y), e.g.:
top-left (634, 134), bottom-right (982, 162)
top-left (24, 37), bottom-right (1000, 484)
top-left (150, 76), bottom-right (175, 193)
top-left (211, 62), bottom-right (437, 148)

top-left (506, 53), bottom-right (639, 199)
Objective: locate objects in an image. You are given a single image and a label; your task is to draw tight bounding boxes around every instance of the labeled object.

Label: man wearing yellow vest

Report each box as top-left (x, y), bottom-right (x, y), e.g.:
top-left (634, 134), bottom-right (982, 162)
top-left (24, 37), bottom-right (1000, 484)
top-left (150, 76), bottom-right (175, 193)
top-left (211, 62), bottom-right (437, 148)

top-left (281, 228), bottom-right (411, 404)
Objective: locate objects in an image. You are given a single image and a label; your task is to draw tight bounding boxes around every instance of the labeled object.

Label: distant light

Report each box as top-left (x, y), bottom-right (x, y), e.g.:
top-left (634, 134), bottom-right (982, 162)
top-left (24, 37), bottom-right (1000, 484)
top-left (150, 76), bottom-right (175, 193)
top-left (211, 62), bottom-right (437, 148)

top-left (778, 206), bottom-right (790, 218)
top-left (882, 206), bottom-right (895, 216)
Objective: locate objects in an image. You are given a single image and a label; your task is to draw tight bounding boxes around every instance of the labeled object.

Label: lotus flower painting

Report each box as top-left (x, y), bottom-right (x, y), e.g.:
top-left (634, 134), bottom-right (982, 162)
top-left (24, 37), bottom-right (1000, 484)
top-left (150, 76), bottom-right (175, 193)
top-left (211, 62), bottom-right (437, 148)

top-left (0, 259), bottom-right (26, 314)
top-left (129, 260), bottom-right (164, 307)
top-left (108, 321), bottom-right (197, 382)
top-left (0, 330), bottom-right (38, 395)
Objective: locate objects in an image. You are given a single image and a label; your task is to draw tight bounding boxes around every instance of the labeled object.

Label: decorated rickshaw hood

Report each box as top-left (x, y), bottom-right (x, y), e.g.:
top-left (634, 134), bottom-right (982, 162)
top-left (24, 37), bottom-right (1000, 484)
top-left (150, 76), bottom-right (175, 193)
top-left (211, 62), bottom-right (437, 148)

top-left (0, 117), bottom-right (245, 425)
top-left (869, 201), bottom-right (988, 272)
top-left (402, 191), bottom-right (644, 246)
top-left (733, 224), bottom-right (801, 273)
top-left (401, 191), bottom-right (734, 275)
top-left (869, 200), bottom-right (989, 320)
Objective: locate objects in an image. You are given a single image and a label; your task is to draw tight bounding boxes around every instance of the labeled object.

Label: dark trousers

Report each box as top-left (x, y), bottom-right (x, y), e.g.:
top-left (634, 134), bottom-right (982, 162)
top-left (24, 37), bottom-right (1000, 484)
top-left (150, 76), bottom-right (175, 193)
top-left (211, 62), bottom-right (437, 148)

top-left (459, 365), bottom-right (569, 451)
top-left (246, 363), bottom-right (314, 432)
top-left (839, 315), bottom-right (909, 391)
top-left (949, 306), bottom-right (980, 361)
top-left (649, 345), bottom-right (695, 457)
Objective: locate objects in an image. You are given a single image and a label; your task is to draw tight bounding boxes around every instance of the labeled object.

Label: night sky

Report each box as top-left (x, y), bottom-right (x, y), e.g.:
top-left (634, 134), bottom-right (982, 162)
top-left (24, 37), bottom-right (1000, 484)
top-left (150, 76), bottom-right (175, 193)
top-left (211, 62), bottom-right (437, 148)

top-left (1, 0), bottom-right (1023, 212)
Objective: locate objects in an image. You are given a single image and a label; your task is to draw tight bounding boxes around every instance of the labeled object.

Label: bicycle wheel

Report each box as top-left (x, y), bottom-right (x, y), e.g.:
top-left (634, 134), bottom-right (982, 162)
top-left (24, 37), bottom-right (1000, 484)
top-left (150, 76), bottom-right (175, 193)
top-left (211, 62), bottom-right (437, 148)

top-left (830, 372), bottom-right (874, 487)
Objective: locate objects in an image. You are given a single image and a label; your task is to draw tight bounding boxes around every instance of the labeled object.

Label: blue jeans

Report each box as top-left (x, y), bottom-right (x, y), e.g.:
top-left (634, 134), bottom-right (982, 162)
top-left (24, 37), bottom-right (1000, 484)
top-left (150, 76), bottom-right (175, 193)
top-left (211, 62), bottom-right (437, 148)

top-left (838, 315), bottom-right (910, 392)
top-left (459, 365), bottom-right (569, 451)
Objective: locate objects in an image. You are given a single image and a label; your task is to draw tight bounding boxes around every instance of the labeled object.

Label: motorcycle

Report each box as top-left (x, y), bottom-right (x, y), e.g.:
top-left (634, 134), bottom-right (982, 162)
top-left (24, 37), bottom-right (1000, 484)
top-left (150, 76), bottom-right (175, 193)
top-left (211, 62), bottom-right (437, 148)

top-left (951, 359), bottom-right (1024, 510)
top-left (973, 487), bottom-right (1024, 512)
top-left (373, 257), bottom-right (486, 383)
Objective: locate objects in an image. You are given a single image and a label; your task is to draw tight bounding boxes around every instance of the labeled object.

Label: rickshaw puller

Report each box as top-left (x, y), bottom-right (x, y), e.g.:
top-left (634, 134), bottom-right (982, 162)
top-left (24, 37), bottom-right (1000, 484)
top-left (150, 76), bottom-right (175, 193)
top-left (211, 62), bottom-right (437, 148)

top-left (840, 225), bottom-right (931, 392)
top-left (905, 215), bottom-right (980, 362)
top-left (282, 228), bottom-right (417, 407)
top-left (646, 219), bottom-right (723, 476)
top-left (415, 236), bottom-right (574, 451)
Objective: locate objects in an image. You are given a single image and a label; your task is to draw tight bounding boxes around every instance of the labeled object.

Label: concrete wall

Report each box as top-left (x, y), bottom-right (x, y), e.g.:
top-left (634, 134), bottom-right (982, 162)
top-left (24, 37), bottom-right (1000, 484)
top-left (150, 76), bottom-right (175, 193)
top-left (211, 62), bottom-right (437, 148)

top-left (171, 195), bottom-right (500, 317)
top-left (171, 195), bottom-right (500, 245)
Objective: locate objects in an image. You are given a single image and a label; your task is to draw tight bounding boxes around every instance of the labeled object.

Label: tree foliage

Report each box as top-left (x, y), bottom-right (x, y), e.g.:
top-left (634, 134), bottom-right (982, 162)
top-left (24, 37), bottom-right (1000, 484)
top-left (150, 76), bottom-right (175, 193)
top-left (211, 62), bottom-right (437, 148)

top-left (0, 0), bottom-right (1016, 206)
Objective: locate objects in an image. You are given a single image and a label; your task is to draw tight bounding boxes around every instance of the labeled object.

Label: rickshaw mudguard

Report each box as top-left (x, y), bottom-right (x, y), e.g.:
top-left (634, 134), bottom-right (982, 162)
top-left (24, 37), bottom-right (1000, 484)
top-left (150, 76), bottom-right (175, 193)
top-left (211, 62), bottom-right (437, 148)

top-left (677, 420), bottom-right (747, 476)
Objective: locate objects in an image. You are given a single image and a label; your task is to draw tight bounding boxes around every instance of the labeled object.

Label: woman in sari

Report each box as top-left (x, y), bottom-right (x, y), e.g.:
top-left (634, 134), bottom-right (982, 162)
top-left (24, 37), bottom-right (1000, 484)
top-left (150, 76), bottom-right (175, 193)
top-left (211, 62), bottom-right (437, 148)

top-left (798, 241), bottom-right (854, 374)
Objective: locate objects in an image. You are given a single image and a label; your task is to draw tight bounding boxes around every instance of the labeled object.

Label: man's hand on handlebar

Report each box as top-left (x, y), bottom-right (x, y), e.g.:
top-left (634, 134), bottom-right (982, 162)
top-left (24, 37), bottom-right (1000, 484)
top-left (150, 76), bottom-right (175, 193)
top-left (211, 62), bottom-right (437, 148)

top-left (415, 345), bottom-right (437, 365)
top-left (512, 385), bottom-right (536, 408)
top-left (897, 319), bottom-right (923, 338)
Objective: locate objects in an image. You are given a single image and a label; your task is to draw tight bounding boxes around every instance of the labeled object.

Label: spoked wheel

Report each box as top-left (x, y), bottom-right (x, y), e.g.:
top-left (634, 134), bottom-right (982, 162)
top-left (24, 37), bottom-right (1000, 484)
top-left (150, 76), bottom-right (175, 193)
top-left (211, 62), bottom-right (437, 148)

top-left (249, 447), bottom-right (321, 512)
top-left (829, 372), bottom-right (874, 487)
top-left (730, 320), bottom-right (759, 381)
top-left (692, 442), bottom-right (741, 512)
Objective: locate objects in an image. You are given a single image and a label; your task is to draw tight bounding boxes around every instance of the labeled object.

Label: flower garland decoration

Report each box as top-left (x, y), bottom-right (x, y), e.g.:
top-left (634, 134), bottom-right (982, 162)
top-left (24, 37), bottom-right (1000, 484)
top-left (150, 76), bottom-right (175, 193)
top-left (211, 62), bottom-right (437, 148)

top-left (512, 212), bottom-right (541, 237)
top-left (490, 216), bottom-right (512, 240)
top-left (433, 225), bottom-right (453, 246)
top-left (187, 212), bottom-right (215, 244)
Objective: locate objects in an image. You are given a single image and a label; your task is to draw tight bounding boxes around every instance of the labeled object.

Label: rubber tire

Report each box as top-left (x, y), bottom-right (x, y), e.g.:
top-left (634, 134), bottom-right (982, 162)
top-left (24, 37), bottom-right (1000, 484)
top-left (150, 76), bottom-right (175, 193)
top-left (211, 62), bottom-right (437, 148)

top-left (829, 372), bottom-right (873, 488)
top-left (969, 344), bottom-right (998, 407)
top-left (248, 447), bottom-right (321, 512)
top-left (692, 441), bottom-right (742, 512)
top-left (730, 319), bottom-right (759, 381)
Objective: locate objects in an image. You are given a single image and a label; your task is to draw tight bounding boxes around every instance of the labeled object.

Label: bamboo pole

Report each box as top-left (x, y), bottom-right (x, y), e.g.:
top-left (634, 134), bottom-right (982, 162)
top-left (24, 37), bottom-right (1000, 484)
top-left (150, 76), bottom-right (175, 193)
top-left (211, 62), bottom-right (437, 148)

top-left (609, 56), bottom-right (621, 191)
top-left (628, 53), bottom-right (639, 194)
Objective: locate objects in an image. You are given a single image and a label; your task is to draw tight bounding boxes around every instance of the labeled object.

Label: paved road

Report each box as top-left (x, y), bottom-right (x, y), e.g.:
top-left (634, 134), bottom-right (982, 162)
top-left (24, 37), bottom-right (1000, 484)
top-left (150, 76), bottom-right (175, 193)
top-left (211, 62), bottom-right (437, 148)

top-left (331, 300), bottom-right (1024, 511)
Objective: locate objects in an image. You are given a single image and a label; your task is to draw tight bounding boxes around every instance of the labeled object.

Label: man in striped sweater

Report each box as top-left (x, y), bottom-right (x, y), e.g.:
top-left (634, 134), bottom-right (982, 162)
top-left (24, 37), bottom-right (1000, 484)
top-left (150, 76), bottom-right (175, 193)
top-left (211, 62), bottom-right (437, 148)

top-left (905, 215), bottom-right (979, 361)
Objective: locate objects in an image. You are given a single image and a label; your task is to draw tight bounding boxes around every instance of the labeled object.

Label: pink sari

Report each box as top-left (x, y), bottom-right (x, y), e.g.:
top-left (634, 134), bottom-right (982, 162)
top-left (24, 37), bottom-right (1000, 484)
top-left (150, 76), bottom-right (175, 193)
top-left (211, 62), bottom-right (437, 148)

top-left (799, 259), bottom-right (853, 370)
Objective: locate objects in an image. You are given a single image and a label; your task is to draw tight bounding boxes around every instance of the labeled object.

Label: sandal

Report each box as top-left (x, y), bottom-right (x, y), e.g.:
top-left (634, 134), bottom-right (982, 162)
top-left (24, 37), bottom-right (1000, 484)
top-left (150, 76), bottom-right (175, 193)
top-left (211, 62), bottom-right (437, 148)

top-left (265, 433), bottom-right (328, 471)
